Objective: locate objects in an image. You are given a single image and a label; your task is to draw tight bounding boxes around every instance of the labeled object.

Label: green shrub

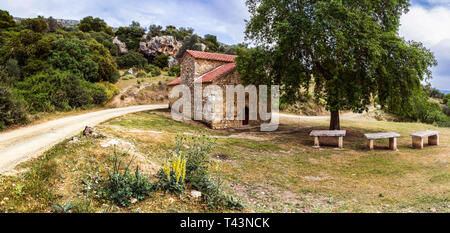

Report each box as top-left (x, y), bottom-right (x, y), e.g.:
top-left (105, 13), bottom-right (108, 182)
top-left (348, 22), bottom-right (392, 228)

top-left (156, 152), bottom-right (187, 195)
top-left (95, 82), bottom-right (120, 100)
top-left (143, 64), bottom-right (156, 73)
top-left (136, 71), bottom-right (146, 78)
top-left (170, 135), bottom-right (244, 210)
top-left (95, 149), bottom-right (154, 207)
top-left (169, 65), bottom-right (180, 77)
top-left (116, 51), bottom-right (148, 69)
top-left (152, 66), bottom-right (161, 77)
top-left (153, 54), bottom-right (169, 68)
top-left (15, 69), bottom-right (108, 112)
top-left (443, 94), bottom-right (450, 105)
top-left (0, 85), bottom-right (28, 129)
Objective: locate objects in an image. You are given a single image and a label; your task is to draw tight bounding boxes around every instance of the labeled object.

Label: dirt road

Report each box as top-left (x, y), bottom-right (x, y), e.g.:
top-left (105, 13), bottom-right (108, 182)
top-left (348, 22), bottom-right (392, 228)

top-left (0, 104), bottom-right (168, 174)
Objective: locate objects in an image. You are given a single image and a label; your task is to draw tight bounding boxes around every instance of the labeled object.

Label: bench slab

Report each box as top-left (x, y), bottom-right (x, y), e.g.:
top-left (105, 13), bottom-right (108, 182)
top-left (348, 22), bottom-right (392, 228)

top-left (410, 131), bottom-right (439, 149)
top-left (364, 132), bottom-right (400, 140)
top-left (309, 130), bottom-right (346, 137)
top-left (410, 130), bottom-right (439, 138)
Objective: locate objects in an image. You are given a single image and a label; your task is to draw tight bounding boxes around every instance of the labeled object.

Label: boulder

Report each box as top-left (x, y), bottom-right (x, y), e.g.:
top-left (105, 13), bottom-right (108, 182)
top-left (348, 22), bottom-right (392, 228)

top-left (190, 190), bottom-right (202, 199)
top-left (83, 126), bottom-right (95, 137)
top-left (139, 35), bottom-right (182, 58)
top-left (113, 36), bottom-right (128, 54)
top-left (168, 56), bottom-right (179, 68)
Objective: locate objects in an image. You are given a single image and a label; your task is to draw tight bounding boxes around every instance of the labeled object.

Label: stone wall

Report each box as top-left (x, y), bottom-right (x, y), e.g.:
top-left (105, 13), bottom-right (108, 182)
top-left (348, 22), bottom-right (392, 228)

top-left (195, 59), bottom-right (227, 77)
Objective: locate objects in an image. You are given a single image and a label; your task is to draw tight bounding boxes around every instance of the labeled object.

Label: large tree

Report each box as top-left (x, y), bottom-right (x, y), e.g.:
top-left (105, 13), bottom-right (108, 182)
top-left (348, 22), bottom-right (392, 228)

top-left (237, 0), bottom-right (437, 129)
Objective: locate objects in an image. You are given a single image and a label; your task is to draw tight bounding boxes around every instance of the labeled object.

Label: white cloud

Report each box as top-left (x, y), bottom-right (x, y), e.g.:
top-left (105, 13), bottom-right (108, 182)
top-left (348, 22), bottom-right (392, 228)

top-left (400, 5), bottom-right (450, 90)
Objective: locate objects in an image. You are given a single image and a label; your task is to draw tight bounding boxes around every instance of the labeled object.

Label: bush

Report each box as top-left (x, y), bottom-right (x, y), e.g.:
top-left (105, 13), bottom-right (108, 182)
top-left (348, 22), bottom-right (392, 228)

top-left (95, 149), bottom-right (154, 207)
top-left (0, 85), bottom-right (28, 129)
top-left (153, 54), bottom-right (169, 68)
top-left (116, 51), bottom-right (148, 69)
top-left (171, 136), bottom-right (244, 210)
top-left (156, 152), bottom-right (187, 195)
top-left (169, 65), bottom-right (180, 77)
top-left (95, 82), bottom-right (120, 100)
top-left (151, 66), bottom-right (161, 77)
top-left (443, 94), bottom-right (450, 105)
top-left (136, 71), bottom-right (146, 78)
top-left (443, 102), bottom-right (450, 117)
top-left (15, 69), bottom-right (109, 112)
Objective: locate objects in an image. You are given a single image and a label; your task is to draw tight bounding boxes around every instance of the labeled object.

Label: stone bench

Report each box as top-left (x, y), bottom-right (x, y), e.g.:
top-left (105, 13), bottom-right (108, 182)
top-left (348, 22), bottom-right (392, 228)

top-left (309, 130), bottom-right (346, 149)
top-left (364, 132), bottom-right (400, 151)
top-left (410, 131), bottom-right (439, 149)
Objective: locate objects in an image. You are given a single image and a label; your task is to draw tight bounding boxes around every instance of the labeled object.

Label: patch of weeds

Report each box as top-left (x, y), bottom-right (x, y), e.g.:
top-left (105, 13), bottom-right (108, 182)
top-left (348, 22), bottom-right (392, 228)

top-left (52, 198), bottom-right (76, 213)
top-left (171, 135), bottom-right (244, 210)
top-left (156, 152), bottom-right (187, 195)
top-left (87, 147), bottom-right (155, 207)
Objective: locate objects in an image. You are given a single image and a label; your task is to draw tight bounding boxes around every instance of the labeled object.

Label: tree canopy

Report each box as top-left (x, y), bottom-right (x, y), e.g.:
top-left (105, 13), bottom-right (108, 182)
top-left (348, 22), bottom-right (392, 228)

top-left (237, 0), bottom-right (437, 129)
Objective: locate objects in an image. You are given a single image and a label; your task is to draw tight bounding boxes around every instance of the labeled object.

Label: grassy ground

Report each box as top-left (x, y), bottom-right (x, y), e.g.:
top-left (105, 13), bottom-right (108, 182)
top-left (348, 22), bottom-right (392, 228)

top-left (0, 111), bottom-right (448, 213)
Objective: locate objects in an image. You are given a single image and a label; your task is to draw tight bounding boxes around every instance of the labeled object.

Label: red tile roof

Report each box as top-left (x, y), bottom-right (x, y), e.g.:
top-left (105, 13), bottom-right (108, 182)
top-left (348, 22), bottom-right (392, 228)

top-left (167, 77), bottom-right (181, 86)
top-left (183, 50), bottom-right (236, 63)
top-left (194, 62), bottom-right (236, 84)
top-left (168, 51), bottom-right (237, 86)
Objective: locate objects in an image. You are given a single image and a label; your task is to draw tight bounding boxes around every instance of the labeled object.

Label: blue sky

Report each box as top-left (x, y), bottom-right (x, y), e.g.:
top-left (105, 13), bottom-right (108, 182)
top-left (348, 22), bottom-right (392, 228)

top-left (0, 0), bottom-right (449, 90)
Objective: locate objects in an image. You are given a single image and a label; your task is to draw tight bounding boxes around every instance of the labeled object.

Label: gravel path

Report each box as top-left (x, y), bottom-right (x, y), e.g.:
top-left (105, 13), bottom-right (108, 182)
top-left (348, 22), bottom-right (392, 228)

top-left (0, 104), bottom-right (168, 174)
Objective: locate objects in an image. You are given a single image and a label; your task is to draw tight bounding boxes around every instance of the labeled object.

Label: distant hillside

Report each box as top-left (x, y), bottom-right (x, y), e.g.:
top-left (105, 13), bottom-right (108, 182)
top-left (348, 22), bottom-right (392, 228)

top-left (14, 17), bottom-right (79, 27)
top-left (440, 90), bottom-right (450, 95)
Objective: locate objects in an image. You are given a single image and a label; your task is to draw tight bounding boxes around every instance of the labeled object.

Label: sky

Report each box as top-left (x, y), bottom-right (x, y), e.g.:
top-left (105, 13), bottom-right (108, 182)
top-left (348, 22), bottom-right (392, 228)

top-left (0, 0), bottom-right (449, 90)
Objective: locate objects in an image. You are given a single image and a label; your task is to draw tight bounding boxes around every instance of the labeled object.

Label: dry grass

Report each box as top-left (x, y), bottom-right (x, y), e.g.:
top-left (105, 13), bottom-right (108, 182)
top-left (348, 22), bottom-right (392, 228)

top-left (0, 111), bottom-right (448, 213)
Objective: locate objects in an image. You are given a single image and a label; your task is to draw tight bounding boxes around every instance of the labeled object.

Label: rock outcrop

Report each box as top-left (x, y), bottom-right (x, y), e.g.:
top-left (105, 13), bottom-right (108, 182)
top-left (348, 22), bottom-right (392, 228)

top-left (139, 35), bottom-right (182, 58)
top-left (113, 36), bottom-right (128, 54)
top-left (168, 56), bottom-right (179, 68)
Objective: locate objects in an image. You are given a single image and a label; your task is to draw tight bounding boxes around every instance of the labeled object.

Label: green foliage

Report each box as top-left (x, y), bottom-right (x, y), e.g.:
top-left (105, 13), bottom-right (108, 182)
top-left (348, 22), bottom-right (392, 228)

top-left (176, 34), bottom-right (204, 59)
top-left (152, 53), bottom-right (169, 68)
top-left (48, 37), bottom-right (99, 81)
top-left (96, 149), bottom-right (154, 207)
top-left (160, 25), bottom-right (194, 41)
top-left (168, 65), bottom-right (180, 77)
top-left (156, 152), bottom-right (187, 195)
top-left (52, 198), bottom-right (76, 213)
top-left (115, 24), bottom-right (145, 51)
top-left (0, 10), bottom-right (16, 29)
top-left (46, 17), bottom-right (61, 33)
top-left (0, 85), bottom-right (28, 129)
top-left (14, 69), bottom-right (110, 112)
top-left (241, 0), bottom-right (437, 129)
top-left (204, 34), bottom-right (220, 52)
top-left (151, 66), bottom-right (161, 77)
top-left (387, 90), bottom-right (448, 125)
top-left (147, 24), bottom-right (163, 38)
top-left (78, 16), bottom-right (113, 35)
top-left (171, 136), bottom-right (244, 210)
top-left (116, 51), bottom-right (148, 69)
top-left (89, 31), bottom-right (118, 57)
top-left (443, 94), bottom-right (450, 105)
top-left (96, 82), bottom-right (120, 100)
top-left (20, 17), bottom-right (48, 33)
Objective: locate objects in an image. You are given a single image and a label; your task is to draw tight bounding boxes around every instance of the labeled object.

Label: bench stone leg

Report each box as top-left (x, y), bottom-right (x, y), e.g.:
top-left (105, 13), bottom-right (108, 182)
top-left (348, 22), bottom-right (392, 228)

top-left (367, 139), bottom-right (374, 150)
top-left (428, 135), bottom-right (439, 146)
top-left (338, 136), bottom-right (344, 149)
top-left (313, 136), bottom-right (320, 148)
top-left (412, 136), bottom-right (423, 149)
top-left (389, 137), bottom-right (398, 151)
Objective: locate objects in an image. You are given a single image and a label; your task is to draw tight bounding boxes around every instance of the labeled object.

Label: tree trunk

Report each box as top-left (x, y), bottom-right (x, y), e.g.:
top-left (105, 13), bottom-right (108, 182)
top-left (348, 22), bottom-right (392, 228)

top-left (329, 110), bottom-right (340, 130)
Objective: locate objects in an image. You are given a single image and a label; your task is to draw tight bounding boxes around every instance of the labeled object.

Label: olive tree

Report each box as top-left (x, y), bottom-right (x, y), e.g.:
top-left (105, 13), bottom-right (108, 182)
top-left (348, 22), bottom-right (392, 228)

top-left (237, 0), bottom-right (437, 129)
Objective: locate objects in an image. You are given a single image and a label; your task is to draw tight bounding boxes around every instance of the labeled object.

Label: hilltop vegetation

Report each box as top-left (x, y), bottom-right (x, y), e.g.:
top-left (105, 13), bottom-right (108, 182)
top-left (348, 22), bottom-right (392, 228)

top-left (0, 10), bottom-right (245, 130)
